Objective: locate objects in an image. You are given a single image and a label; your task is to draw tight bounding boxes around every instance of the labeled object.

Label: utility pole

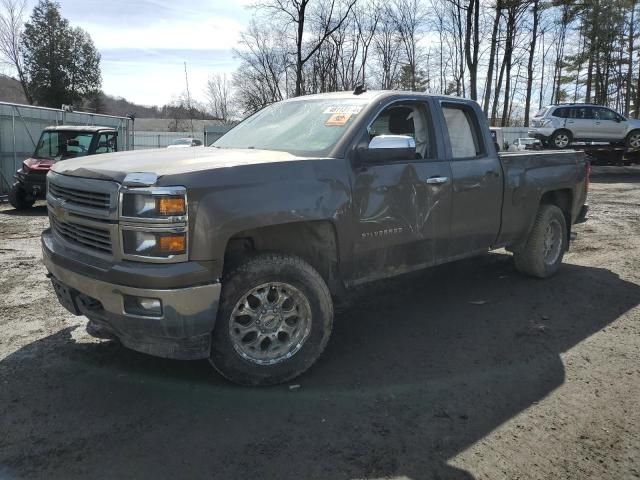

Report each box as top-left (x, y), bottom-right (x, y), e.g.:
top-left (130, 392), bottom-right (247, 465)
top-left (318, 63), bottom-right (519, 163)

top-left (184, 62), bottom-right (195, 136)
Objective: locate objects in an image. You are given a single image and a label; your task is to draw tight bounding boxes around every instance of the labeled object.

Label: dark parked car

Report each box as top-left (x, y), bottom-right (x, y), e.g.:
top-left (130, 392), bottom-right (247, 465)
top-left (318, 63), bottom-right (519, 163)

top-left (9, 125), bottom-right (118, 210)
top-left (42, 91), bottom-right (589, 385)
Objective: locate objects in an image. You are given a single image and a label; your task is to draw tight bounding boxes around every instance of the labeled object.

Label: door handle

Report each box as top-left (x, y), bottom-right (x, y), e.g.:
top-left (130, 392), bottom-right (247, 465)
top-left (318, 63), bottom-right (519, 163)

top-left (426, 176), bottom-right (449, 185)
top-left (567, 120), bottom-right (575, 124)
top-left (595, 121), bottom-right (601, 124)
top-left (483, 170), bottom-right (499, 179)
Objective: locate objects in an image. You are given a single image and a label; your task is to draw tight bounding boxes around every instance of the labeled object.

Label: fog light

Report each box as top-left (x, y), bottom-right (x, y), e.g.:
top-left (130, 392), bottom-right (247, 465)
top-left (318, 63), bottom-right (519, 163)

top-left (123, 295), bottom-right (162, 317)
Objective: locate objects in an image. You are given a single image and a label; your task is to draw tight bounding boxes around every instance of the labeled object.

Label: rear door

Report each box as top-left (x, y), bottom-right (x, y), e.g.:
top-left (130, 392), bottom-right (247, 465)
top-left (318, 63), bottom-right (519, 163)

top-left (350, 99), bottom-right (453, 280)
top-left (566, 106), bottom-right (595, 139)
top-left (438, 101), bottom-right (503, 257)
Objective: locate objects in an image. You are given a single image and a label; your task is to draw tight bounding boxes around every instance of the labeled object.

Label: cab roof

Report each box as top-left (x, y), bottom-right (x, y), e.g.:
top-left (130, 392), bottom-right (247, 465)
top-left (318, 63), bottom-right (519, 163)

top-left (283, 89), bottom-right (477, 104)
top-left (42, 125), bottom-right (118, 133)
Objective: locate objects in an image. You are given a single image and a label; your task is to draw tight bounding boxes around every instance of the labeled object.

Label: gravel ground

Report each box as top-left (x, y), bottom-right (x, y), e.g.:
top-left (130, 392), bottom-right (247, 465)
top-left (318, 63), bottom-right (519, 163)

top-left (1, 166), bottom-right (639, 480)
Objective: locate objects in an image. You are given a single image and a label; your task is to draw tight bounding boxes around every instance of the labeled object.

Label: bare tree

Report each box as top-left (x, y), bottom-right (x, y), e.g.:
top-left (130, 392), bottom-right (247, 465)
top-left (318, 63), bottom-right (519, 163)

top-left (372, 7), bottom-right (402, 89)
top-left (390, 0), bottom-right (426, 90)
top-left (205, 73), bottom-right (234, 122)
top-left (482, 0), bottom-right (502, 114)
top-left (256, 0), bottom-right (356, 96)
top-left (233, 21), bottom-right (288, 113)
top-left (523, 0), bottom-right (539, 126)
top-left (464, 0), bottom-right (480, 100)
top-left (0, 0), bottom-right (30, 102)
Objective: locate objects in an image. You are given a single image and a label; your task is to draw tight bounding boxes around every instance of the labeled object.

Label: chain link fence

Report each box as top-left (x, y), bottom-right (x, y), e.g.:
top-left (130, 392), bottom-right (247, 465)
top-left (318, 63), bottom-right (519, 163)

top-left (0, 101), bottom-right (133, 197)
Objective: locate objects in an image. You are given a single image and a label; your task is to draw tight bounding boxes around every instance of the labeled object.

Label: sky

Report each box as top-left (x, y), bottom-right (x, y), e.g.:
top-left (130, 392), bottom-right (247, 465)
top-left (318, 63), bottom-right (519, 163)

top-left (34, 0), bottom-right (252, 106)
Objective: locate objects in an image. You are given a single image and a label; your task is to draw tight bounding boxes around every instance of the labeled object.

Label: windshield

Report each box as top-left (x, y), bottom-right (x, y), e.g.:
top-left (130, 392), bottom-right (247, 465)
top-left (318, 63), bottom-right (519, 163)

top-left (172, 138), bottom-right (193, 145)
top-left (214, 98), bottom-right (369, 156)
top-left (33, 131), bottom-right (94, 160)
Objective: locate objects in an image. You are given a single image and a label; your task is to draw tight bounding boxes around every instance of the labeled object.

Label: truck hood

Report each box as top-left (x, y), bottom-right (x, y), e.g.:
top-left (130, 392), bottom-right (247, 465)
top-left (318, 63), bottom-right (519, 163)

top-left (51, 147), bottom-right (307, 183)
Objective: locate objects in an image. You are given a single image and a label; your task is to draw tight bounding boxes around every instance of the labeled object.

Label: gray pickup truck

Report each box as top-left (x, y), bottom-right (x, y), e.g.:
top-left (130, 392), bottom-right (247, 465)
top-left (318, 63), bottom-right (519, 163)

top-left (42, 91), bottom-right (589, 385)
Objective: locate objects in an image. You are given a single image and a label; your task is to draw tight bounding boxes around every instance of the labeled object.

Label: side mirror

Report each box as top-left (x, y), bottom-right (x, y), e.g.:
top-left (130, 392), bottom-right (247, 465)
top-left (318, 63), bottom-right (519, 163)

top-left (67, 139), bottom-right (80, 147)
top-left (359, 135), bottom-right (416, 163)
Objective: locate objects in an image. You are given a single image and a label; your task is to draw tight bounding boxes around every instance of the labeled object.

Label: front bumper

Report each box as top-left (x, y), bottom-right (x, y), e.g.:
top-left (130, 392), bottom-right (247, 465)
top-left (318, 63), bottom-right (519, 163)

top-left (15, 169), bottom-right (47, 198)
top-left (42, 228), bottom-right (221, 360)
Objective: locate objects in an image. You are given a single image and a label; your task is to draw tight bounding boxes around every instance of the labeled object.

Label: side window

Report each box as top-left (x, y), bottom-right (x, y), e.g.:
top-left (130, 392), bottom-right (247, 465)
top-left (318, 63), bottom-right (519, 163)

top-left (442, 104), bottom-right (483, 159)
top-left (368, 102), bottom-right (433, 159)
top-left (95, 133), bottom-right (117, 154)
top-left (594, 108), bottom-right (616, 121)
top-left (569, 107), bottom-right (594, 119)
top-left (552, 107), bottom-right (568, 118)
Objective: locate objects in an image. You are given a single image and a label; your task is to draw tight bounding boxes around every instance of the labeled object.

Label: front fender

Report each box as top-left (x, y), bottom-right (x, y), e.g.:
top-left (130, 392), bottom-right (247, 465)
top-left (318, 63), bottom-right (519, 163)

top-left (186, 159), bottom-right (352, 264)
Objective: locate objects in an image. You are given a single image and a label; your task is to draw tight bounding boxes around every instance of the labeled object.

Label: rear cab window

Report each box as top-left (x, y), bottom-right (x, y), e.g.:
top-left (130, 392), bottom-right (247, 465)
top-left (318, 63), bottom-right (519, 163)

top-left (441, 103), bottom-right (485, 159)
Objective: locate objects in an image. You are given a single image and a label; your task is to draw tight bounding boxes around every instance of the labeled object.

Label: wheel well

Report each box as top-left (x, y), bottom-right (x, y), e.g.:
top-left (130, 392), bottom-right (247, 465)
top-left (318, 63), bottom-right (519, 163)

top-left (540, 189), bottom-right (572, 230)
top-left (552, 128), bottom-right (572, 138)
top-left (223, 221), bottom-right (343, 294)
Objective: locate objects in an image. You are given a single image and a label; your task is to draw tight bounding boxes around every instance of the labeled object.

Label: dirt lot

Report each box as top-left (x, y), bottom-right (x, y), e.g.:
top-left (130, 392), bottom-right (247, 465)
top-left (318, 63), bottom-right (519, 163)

top-left (1, 167), bottom-right (639, 480)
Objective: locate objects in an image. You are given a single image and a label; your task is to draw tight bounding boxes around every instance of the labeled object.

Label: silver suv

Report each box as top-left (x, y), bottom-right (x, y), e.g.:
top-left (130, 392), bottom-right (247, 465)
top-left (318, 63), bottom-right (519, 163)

top-left (529, 104), bottom-right (640, 149)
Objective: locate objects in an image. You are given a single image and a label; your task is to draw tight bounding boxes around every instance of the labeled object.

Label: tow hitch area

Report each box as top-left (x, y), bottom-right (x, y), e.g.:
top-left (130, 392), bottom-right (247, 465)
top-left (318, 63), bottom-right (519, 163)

top-left (50, 276), bottom-right (80, 315)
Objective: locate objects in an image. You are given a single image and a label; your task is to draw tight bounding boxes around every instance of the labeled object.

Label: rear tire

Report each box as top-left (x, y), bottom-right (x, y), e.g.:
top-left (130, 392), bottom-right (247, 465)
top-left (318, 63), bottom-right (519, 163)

top-left (514, 204), bottom-right (567, 278)
top-left (209, 253), bottom-right (333, 386)
top-left (8, 183), bottom-right (35, 210)
top-left (551, 130), bottom-right (572, 149)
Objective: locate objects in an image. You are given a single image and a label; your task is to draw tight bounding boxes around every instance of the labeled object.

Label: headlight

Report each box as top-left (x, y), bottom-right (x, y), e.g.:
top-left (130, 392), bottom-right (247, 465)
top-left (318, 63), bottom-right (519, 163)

top-left (122, 230), bottom-right (187, 257)
top-left (119, 186), bottom-right (188, 262)
top-left (121, 187), bottom-right (186, 219)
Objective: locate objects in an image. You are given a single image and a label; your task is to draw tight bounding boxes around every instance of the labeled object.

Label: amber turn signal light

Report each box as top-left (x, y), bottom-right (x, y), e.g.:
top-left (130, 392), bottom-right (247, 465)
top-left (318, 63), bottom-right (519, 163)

top-left (158, 234), bottom-right (186, 254)
top-left (156, 197), bottom-right (186, 216)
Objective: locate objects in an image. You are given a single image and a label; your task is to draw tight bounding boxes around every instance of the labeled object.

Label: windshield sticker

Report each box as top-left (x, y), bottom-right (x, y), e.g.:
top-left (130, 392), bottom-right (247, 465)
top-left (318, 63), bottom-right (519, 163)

top-left (325, 113), bottom-right (352, 126)
top-left (323, 105), bottom-right (363, 115)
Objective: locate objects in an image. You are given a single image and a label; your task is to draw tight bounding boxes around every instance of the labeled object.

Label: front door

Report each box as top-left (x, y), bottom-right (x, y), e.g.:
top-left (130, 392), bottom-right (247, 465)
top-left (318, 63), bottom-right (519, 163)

top-left (593, 107), bottom-right (626, 141)
top-left (350, 100), bottom-right (453, 282)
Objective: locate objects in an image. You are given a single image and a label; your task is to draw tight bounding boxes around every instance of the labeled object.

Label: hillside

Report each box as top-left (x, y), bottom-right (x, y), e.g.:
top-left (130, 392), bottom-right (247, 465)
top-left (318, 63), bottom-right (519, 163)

top-left (0, 74), bottom-right (196, 120)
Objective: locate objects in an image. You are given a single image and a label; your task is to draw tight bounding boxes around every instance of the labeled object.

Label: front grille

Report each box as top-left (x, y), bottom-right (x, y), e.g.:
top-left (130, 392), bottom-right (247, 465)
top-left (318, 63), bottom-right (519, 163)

top-left (50, 216), bottom-right (112, 254)
top-left (48, 183), bottom-right (111, 210)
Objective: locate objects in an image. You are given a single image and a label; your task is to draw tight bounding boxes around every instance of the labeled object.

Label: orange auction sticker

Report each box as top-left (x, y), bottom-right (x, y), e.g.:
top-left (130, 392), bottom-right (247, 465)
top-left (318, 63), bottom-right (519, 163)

top-left (325, 113), bottom-right (352, 126)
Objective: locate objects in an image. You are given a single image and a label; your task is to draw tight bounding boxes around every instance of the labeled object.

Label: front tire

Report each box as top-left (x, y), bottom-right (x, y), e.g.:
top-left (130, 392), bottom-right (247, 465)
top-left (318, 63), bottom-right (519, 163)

top-left (626, 130), bottom-right (640, 150)
top-left (8, 183), bottom-right (35, 210)
top-left (210, 253), bottom-right (333, 386)
top-left (514, 204), bottom-right (568, 278)
top-left (551, 130), bottom-right (572, 149)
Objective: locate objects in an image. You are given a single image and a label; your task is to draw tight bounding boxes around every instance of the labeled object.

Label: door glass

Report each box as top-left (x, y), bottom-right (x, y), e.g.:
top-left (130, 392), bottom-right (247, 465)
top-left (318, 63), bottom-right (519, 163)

top-left (594, 108), bottom-right (616, 121)
top-left (569, 107), bottom-right (594, 119)
top-left (368, 103), bottom-right (432, 159)
top-left (442, 106), bottom-right (482, 158)
top-left (552, 107), bottom-right (568, 118)
top-left (95, 133), bottom-right (116, 154)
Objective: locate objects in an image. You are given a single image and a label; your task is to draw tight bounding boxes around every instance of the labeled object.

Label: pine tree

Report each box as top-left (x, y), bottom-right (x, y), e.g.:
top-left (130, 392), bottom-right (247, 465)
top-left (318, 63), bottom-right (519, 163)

top-left (20, 0), bottom-right (101, 108)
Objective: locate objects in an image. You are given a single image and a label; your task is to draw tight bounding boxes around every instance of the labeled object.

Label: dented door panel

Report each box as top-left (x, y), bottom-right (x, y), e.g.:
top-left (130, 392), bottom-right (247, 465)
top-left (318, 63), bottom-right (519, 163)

top-left (350, 160), bottom-right (452, 282)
